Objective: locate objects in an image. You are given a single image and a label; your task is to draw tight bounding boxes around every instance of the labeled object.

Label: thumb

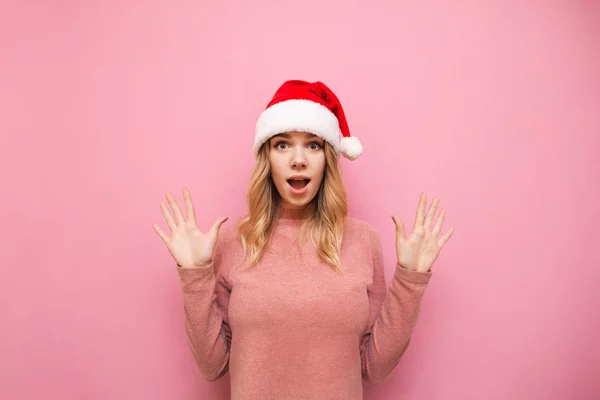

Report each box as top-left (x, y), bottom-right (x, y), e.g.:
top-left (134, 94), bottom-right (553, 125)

top-left (209, 216), bottom-right (229, 238)
top-left (392, 215), bottom-right (406, 241)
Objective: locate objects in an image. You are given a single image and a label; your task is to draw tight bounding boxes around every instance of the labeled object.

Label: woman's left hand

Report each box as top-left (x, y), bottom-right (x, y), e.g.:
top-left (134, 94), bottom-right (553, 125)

top-left (392, 193), bottom-right (454, 273)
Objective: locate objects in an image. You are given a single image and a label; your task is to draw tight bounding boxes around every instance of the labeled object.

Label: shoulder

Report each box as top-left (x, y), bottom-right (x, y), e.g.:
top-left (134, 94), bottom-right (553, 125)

top-left (345, 215), bottom-right (377, 233)
top-left (344, 216), bottom-right (380, 245)
top-left (212, 217), bottom-right (245, 275)
top-left (215, 216), bottom-right (244, 248)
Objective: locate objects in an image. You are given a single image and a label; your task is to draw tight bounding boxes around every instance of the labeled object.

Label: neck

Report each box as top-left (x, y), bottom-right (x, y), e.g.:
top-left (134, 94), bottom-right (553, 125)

top-left (278, 203), bottom-right (316, 220)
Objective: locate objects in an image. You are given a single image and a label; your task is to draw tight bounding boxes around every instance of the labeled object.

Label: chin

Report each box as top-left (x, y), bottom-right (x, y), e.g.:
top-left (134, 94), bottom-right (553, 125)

top-left (283, 196), bottom-right (313, 208)
top-left (282, 190), bottom-right (317, 208)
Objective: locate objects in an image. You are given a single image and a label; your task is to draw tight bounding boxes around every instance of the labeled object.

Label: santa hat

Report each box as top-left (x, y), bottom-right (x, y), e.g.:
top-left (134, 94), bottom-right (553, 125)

top-left (254, 80), bottom-right (363, 160)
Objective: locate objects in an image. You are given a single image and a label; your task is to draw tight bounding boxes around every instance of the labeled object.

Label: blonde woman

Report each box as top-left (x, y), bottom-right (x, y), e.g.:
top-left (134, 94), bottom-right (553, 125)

top-left (153, 80), bottom-right (454, 399)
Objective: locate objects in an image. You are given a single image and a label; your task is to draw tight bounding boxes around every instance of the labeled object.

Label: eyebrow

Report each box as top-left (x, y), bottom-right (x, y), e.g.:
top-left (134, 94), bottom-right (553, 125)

top-left (272, 132), bottom-right (322, 140)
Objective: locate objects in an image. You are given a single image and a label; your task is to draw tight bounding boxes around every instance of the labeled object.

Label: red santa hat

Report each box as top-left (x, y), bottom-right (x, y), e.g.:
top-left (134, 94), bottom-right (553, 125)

top-left (254, 80), bottom-right (363, 160)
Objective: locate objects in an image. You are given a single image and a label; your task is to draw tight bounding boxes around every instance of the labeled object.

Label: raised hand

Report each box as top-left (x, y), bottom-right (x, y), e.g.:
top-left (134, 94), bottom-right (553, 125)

top-left (153, 188), bottom-right (228, 269)
top-left (392, 193), bottom-right (454, 273)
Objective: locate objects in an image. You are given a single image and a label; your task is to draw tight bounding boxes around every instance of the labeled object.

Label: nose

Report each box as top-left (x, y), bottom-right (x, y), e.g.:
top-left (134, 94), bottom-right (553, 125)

top-left (290, 148), bottom-right (307, 168)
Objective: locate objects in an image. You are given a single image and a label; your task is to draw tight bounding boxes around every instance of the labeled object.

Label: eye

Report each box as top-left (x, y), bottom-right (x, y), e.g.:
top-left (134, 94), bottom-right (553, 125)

top-left (274, 141), bottom-right (288, 150)
top-left (308, 141), bottom-right (322, 150)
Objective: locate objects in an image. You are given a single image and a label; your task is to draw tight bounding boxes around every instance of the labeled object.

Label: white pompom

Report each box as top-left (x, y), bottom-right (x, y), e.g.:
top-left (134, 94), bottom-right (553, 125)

top-left (339, 136), bottom-right (363, 160)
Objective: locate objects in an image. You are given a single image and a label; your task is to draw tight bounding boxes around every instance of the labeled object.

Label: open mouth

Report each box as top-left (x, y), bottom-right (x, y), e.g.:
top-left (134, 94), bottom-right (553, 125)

top-left (287, 178), bottom-right (310, 190)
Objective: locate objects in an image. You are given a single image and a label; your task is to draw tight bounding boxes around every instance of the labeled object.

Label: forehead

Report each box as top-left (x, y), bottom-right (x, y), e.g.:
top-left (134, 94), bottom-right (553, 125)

top-left (272, 131), bottom-right (323, 140)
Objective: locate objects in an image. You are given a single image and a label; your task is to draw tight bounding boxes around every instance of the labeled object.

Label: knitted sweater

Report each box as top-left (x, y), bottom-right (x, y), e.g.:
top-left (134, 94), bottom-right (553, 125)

top-left (176, 214), bottom-right (432, 399)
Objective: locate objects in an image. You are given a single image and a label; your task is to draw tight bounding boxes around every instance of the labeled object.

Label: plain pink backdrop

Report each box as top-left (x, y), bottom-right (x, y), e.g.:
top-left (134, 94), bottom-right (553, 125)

top-left (1, 1), bottom-right (599, 399)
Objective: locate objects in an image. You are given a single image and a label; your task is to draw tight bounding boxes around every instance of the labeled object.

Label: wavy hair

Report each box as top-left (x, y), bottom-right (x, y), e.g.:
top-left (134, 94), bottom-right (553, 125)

top-left (237, 139), bottom-right (348, 273)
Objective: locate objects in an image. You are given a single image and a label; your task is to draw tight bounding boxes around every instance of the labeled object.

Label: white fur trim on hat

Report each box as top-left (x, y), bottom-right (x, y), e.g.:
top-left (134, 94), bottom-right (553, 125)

top-left (254, 99), bottom-right (341, 156)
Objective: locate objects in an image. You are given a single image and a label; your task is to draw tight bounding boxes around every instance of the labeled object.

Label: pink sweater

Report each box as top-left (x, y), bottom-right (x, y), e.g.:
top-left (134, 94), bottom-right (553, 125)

top-left (176, 214), bottom-right (432, 399)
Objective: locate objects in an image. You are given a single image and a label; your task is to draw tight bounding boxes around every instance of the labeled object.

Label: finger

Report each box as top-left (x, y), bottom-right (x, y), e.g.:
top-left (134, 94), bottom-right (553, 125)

top-left (160, 201), bottom-right (177, 232)
top-left (392, 215), bottom-right (406, 241)
top-left (210, 216), bottom-right (229, 237)
top-left (437, 228), bottom-right (455, 248)
top-left (183, 187), bottom-right (197, 223)
top-left (166, 192), bottom-right (185, 224)
top-left (414, 192), bottom-right (427, 228)
top-left (424, 197), bottom-right (439, 230)
top-left (432, 209), bottom-right (445, 237)
top-left (153, 223), bottom-right (170, 244)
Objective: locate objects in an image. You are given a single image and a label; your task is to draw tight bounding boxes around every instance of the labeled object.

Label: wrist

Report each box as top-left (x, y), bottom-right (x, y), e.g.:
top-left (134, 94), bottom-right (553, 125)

top-left (396, 262), bottom-right (429, 273)
top-left (396, 262), bottom-right (413, 271)
top-left (177, 261), bottom-right (212, 269)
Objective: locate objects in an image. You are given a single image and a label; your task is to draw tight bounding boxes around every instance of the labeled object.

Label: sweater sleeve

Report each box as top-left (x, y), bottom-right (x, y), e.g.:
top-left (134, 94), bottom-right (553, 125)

top-left (176, 232), bottom-right (232, 382)
top-left (360, 227), bottom-right (432, 384)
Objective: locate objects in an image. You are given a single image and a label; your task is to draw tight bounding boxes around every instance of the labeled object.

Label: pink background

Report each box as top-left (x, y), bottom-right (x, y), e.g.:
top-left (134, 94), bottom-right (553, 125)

top-left (1, 1), bottom-right (599, 399)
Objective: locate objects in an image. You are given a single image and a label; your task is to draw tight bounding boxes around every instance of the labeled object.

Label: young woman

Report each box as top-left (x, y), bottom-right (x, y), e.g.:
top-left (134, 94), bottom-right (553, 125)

top-left (153, 80), bottom-right (454, 399)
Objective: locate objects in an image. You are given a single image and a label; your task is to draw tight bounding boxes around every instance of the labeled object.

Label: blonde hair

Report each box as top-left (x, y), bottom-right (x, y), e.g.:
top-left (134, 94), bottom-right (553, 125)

top-left (237, 139), bottom-right (348, 273)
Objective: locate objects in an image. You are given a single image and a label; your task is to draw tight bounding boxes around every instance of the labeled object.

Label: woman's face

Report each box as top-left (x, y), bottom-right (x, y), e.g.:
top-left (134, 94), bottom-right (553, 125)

top-left (268, 131), bottom-right (326, 210)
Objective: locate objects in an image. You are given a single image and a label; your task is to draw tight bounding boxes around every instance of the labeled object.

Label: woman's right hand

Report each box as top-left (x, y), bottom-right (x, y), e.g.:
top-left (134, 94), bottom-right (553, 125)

top-left (153, 188), bottom-right (228, 269)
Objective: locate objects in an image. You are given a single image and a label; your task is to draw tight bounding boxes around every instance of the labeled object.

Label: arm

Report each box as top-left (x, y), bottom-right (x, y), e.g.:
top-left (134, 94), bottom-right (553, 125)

top-left (360, 229), bottom-right (432, 384)
top-left (176, 234), bottom-right (232, 382)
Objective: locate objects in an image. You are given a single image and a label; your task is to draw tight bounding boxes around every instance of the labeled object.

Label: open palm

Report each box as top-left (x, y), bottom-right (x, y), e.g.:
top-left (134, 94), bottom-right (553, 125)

top-left (153, 188), bottom-right (228, 269)
top-left (392, 193), bottom-right (454, 273)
